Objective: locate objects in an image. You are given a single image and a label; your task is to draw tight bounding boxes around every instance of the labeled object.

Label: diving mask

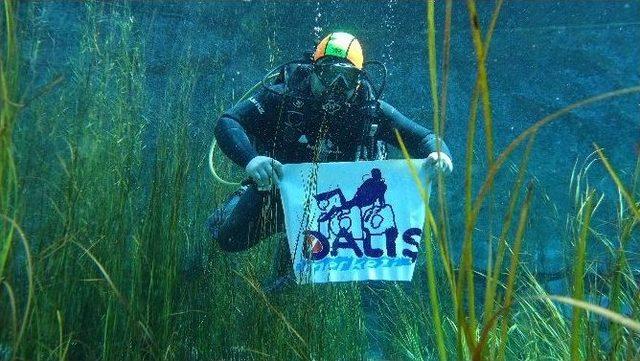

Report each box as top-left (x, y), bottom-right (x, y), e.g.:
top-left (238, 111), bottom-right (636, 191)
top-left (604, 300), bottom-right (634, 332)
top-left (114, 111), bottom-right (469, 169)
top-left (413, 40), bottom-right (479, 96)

top-left (313, 62), bottom-right (361, 91)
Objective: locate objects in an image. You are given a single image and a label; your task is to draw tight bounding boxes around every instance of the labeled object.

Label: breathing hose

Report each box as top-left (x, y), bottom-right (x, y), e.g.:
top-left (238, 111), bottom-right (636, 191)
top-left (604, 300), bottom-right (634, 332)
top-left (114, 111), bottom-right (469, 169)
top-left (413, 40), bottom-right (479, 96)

top-left (208, 72), bottom-right (280, 186)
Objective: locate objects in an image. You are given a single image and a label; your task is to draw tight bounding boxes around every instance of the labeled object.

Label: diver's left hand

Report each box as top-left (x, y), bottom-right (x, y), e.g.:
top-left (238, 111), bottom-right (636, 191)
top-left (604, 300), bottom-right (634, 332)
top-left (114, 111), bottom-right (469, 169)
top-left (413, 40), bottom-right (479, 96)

top-left (426, 152), bottom-right (453, 175)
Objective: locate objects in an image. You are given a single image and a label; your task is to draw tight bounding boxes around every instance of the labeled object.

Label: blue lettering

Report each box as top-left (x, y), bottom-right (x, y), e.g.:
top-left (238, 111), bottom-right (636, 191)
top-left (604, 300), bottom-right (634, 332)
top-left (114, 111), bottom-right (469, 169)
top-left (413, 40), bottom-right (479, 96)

top-left (402, 228), bottom-right (421, 263)
top-left (385, 227), bottom-right (399, 257)
top-left (362, 229), bottom-right (384, 258)
top-left (365, 259), bottom-right (379, 268)
top-left (331, 230), bottom-right (363, 257)
top-left (353, 258), bottom-right (366, 270)
top-left (338, 259), bottom-right (351, 272)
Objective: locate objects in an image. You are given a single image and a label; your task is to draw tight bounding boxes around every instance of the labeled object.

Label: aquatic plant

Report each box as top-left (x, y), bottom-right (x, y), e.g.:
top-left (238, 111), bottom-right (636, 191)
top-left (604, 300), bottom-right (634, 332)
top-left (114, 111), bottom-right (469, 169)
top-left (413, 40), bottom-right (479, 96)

top-left (0, 0), bottom-right (19, 283)
top-left (0, 1), bottom-right (638, 360)
top-left (1, 2), bottom-right (35, 360)
top-left (389, 1), bottom-right (640, 360)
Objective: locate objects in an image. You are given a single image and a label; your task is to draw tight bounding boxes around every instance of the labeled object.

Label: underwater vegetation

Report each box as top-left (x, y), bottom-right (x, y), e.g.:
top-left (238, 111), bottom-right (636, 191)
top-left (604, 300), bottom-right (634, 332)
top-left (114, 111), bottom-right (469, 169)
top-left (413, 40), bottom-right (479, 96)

top-left (1, 1), bottom-right (639, 360)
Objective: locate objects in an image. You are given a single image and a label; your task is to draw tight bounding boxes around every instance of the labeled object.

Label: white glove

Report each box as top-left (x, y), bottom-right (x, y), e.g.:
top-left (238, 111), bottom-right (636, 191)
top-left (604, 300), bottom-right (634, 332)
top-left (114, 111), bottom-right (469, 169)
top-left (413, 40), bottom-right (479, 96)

top-left (245, 156), bottom-right (284, 191)
top-left (426, 151), bottom-right (453, 175)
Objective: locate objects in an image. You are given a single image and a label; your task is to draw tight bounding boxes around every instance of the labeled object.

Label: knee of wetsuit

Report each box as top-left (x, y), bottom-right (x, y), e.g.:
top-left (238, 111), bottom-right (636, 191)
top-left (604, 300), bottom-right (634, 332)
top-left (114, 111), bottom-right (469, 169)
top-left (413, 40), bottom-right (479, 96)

top-left (206, 184), bottom-right (250, 239)
top-left (207, 184), bottom-right (265, 253)
top-left (207, 209), bottom-right (249, 252)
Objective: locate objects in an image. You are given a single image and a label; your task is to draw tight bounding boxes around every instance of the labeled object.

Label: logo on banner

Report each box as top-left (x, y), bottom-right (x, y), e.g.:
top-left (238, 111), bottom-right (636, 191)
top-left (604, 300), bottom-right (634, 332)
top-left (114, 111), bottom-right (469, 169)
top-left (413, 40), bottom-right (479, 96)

top-left (302, 168), bottom-right (421, 266)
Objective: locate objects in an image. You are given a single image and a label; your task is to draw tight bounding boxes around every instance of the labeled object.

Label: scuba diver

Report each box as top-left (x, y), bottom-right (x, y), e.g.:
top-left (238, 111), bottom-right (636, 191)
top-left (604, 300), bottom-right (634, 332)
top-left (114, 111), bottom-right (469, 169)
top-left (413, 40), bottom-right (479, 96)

top-left (208, 32), bottom-right (453, 290)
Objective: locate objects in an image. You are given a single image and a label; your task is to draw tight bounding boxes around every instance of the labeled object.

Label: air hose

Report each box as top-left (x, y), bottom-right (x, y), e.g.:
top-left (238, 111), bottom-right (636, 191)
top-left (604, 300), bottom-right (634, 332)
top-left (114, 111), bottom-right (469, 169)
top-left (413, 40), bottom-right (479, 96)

top-left (208, 72), bottom-right (280, 186)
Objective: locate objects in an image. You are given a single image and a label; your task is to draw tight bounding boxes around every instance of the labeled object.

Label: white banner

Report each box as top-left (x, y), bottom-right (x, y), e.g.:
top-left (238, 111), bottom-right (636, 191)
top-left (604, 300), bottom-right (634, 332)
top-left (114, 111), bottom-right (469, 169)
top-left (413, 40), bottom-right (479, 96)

top-left (279, 159), bottom-right (431, 284)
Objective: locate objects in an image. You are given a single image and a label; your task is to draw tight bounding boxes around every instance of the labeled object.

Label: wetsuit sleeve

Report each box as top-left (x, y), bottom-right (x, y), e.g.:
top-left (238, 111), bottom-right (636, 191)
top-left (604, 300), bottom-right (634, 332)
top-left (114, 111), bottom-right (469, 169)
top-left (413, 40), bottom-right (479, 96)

top-left (376, 100), bottom-right (452, 159)
top-left (214, 86), bottom-right (283, 168)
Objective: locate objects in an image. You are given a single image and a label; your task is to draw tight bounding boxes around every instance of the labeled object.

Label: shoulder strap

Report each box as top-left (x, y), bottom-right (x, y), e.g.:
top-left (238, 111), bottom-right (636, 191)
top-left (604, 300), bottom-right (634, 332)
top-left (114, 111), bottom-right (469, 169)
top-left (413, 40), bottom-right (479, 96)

top-left (354, 99), bottom-right (388, 161)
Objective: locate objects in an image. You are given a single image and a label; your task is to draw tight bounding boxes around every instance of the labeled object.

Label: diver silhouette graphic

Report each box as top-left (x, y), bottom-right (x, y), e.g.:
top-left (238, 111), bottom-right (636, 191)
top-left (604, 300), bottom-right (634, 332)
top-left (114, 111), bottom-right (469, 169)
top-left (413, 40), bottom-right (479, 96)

top-left (310, 168), bottom-right (400, 259)
top-left (313, 168), bottom-right (399, 250)
top-left (316, 168), bottom-right (387, 223)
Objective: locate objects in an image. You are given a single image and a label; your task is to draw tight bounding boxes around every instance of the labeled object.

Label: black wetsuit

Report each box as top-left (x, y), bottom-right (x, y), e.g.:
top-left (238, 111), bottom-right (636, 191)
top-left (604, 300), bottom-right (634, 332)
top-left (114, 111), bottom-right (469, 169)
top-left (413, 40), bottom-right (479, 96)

top-left (210, 72), bottom-right (451, 252)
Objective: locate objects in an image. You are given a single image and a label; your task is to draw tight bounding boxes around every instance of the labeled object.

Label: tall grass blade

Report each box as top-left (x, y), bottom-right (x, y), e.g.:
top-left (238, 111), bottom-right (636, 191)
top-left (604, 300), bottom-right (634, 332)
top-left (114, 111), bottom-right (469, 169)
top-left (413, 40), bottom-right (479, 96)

top-left (0, 0), bottom-right (20, 283)
top-left (471, 86), bottom-right (640, 224)
top-left (594, 145), bottom-right (640, 221)
top-left (426, 0), bottom-right (439, 137)
top-left (2, 281), bottom-right (17, 346)
top-left (497, 182), bottom-right (534, 360)
top-left (395, 129), bottom-right (448, 361)
top-left (439, 0), bottom-right (453, 134)
top-left (467, 0), bottom-right (498, 164)
top-left (72, 241), bottom-right (127, 307)
top-left (547, 295), bottom-right (640, 333)
top-left (459, 3), bottom-right (505, 350)
top-left (570, 191), bottom-right (596, 361)
top-left (1, 216), bottom-right (34, 358)
top-left (239, 271), bottom-right (309, 356)
top-left (483, 134), bottom-right (537, 323)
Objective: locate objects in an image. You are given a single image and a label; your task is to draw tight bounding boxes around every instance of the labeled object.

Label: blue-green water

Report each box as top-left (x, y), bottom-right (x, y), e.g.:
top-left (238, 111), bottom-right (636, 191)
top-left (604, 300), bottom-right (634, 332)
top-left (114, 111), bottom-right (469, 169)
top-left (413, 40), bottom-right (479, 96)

top-left (22, 0), bottom-right (640, 279)
top-left (4, 1), bottom-right (640, 360)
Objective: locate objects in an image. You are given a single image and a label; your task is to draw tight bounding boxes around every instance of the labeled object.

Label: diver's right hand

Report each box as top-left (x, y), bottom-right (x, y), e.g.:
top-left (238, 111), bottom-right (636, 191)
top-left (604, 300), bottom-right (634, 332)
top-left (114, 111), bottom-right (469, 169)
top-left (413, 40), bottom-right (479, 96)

top-left (245, 156), bottom-right (283, 191)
